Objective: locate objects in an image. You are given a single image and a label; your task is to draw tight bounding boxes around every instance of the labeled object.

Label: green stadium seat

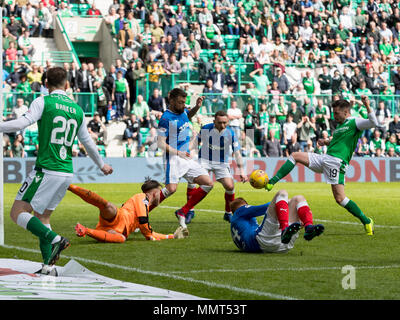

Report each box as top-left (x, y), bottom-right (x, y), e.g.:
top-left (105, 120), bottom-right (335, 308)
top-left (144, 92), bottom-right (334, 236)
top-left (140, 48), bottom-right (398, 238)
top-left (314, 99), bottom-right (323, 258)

top-left (24, 144), bottom-right (36, 157)
top-left (140, 128), bottom-right (150, 144)
top-left (222, 35), bottom-right (240, 50)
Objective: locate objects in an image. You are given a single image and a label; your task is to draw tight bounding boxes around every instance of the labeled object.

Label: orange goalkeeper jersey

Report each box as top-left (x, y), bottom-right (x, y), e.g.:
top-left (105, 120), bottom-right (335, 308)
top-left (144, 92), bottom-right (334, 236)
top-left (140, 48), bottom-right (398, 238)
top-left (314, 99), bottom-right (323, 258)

top-left (96, 193), bottom-right (153, 239)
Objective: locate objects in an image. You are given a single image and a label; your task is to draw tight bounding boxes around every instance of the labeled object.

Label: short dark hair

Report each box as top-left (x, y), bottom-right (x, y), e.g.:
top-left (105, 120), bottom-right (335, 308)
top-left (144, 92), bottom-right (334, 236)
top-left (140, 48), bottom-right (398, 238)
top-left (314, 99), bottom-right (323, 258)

top-left (230, 197), bottom-right (248, 214)
top-left (141, 178), bottom-right (162, 193)
top-left (332, 99), bottom-right (351, 110)
top-left (169, 87), bottom-right (187, 100)
top-left (46, 67), bottom-right (67, 88)
top-left (214, 110), bottom-right (228, 118)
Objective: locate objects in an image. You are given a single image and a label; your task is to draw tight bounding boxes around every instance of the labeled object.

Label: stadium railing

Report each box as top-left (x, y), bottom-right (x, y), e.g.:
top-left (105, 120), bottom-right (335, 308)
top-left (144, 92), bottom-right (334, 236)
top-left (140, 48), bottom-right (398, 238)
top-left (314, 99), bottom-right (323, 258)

top-left (2, 92), bottom-right (97, 116)
top-left (56, 13), bottom-right (82, 69)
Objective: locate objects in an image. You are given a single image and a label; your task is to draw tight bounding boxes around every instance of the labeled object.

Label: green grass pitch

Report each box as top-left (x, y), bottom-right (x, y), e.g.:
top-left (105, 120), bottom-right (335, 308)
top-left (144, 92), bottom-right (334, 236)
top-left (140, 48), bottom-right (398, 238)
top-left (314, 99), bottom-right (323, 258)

top-left (1, 182), bottom-right (400, 300)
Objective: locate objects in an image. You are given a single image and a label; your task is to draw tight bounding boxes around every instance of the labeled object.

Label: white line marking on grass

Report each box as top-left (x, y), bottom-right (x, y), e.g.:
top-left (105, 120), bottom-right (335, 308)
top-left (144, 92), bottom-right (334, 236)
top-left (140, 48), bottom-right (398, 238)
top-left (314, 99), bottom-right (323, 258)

top-left (167, 265), bottom-right (400, 274)
top-left (159, 206), bottom-right (400, 229)
top-left (1, 244), bottom-right (297, 300)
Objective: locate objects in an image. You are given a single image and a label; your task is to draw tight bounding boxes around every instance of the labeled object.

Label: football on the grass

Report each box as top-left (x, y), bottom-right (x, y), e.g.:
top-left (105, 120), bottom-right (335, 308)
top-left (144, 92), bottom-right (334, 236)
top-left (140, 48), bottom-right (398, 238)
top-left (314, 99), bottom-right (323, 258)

top-left (249, 170), bottom-right (269, 189)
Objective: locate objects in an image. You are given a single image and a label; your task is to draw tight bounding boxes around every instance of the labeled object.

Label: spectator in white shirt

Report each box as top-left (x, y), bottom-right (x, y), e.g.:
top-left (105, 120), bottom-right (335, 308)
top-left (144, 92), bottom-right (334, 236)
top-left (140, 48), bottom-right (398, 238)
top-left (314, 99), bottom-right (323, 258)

top-left (227, 100), bottom-right (243, 139)
top-left (21, 3), bottom-right (38, 36)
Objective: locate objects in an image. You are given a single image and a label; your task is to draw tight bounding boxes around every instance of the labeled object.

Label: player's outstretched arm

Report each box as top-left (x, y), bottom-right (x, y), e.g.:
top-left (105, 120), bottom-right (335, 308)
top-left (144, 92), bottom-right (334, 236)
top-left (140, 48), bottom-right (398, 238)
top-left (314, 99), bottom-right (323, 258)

top-left (187, 95), bottom-right (205, 120)
top-left (149, 231), bottom-right (174, 240)
top-left (356, 96), bottom-right (378, 130)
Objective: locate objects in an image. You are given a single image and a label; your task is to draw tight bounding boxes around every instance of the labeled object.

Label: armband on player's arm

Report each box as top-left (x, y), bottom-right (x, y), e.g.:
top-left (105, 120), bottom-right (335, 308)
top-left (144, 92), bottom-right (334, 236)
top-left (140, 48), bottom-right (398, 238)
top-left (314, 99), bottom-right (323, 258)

top-left (138, 216), bottom-right (154, 240)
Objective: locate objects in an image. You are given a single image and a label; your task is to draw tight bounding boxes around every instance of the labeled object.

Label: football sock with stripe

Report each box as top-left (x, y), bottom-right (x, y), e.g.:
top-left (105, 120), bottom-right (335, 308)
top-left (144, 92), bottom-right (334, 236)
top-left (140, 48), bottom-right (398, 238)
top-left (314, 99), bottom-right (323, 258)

top-left (17, 212), bottom-right (60, 264)
top-left (296, 201), bottom-right (313, 227)
top-left (224, 190), bottom-right (235, 213)
top-left (340, 198), bottom-right (371, 225)
top-left (275, 195), bottom-right (289, 230)
top-left (149, 187), bottom-right (171, 212)
top-left (269, 156), bottom-right (296, 185)
top-left (187, 184), bottom-right (197, 201)
top-left (181, 185), bottom-right (213, 215)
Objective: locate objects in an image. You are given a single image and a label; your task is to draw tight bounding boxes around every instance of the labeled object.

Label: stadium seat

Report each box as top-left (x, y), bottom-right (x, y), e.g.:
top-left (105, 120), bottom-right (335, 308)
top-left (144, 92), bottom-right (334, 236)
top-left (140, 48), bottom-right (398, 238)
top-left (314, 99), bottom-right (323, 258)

top-left (140, 127), bottom-right (150, 144)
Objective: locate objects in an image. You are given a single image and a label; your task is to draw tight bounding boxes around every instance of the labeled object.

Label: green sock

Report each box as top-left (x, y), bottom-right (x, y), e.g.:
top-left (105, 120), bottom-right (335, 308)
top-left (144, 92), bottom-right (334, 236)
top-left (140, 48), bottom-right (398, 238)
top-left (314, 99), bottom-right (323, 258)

top-left (344, 200), bottom-right (371, 225)
top-left (269, 159), bottom-right (296, 185)
top-left (39, 238), bottom-right (52, 264)
top-left (39, 224), bottom-right (53, 264)
top-left (26, 216), bottom-right (58, 244)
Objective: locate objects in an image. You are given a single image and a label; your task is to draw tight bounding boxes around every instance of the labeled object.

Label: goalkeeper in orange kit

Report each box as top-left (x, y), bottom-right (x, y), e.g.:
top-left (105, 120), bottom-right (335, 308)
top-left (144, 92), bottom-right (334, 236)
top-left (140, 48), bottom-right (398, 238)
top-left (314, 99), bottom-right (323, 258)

top-left (69, 179), bottom-right (184, 242)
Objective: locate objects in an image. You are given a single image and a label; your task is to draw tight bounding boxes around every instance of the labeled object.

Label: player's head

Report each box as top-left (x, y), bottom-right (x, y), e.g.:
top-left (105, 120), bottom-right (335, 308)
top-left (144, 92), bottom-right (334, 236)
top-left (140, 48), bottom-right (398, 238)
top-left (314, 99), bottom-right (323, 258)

top-left (331, 99), bottom-right (351, 124)
top-left (213, 110), bottom-right (229, 132)
top-left (142, 179), bottom-right (162, 206)
top-left (168, 88), bottom-right (187, 114)
top-left (45, 67), bottom-right (68, 91)
top-left (230, 197), bottom-right (248, 215)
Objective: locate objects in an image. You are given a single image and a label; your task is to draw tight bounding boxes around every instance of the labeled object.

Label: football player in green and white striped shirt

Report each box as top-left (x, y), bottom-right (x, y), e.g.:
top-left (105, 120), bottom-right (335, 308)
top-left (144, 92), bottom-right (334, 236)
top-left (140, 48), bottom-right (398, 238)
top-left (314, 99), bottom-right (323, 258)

top-left (0, 67), bottom-right (113, 275)
top-left (266, 96), bottom-right (378, 236)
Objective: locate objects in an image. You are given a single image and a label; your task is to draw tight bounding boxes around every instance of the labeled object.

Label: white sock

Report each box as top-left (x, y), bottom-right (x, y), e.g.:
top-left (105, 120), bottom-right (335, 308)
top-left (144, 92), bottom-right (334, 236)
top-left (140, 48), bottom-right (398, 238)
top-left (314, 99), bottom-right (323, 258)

top-left (200, 185), bottom-right (213, 193)
top-left (340, 197), bottom-right (350, 207)
top-left (51, 235), bottom-right (61, 244)
top-left (16, 212), bottom-right (34, 230)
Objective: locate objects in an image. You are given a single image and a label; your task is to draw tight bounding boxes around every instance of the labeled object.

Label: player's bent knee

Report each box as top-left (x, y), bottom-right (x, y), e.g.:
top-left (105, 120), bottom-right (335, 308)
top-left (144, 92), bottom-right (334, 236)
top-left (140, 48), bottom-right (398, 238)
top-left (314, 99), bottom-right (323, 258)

top-left (291, 195), bottom-right (306, 205)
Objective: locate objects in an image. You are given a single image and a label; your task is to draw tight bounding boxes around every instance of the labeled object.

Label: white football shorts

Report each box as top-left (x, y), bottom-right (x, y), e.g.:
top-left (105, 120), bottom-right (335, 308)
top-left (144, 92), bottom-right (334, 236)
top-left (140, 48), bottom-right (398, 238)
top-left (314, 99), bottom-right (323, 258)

top-left (256, 205), bottom-right (299, 253)
top-left (308, 152), bottom-right (347, 185)
top-left (164, 155), bottom-right (209, 184)
top-left (16, 168), bottom-right (73, 214)
top-left (199, 159), bottom-right (233, 181)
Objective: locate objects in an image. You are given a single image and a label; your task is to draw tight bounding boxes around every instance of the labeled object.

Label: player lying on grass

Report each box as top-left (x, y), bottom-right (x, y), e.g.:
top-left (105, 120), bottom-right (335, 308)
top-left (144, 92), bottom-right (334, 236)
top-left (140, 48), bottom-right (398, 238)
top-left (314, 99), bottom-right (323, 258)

top-left (265, 96), bottom-right (377, 236)
top-left (229, 189), bottom-right (324, 253)
top-left (69, 179), bottom-right (187, 242)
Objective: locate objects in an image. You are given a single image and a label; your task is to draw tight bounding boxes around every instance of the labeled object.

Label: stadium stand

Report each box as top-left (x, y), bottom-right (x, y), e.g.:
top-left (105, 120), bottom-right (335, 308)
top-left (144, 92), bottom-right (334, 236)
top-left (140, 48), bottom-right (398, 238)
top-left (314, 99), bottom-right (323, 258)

top-left (2, 0), bottom-right (400, 159)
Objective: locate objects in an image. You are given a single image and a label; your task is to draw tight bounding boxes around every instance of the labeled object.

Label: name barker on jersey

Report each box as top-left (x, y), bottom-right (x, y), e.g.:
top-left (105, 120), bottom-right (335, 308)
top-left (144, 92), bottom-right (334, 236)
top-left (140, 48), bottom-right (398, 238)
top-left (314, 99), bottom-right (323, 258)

top-left (55, 103), bottom-right (77, 114)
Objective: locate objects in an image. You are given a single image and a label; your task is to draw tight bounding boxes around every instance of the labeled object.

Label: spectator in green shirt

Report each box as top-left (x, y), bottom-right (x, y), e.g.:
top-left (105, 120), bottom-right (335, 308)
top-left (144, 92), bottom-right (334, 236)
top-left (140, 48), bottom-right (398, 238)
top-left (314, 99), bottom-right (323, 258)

top-left (249, 68), bottom-right (270, 97)
top-left (16, 74), bottom-right (32, 104)
top-left (132, 94), bottom-right (150, 128)
top-left (302, 71), bottom-right (315, 96)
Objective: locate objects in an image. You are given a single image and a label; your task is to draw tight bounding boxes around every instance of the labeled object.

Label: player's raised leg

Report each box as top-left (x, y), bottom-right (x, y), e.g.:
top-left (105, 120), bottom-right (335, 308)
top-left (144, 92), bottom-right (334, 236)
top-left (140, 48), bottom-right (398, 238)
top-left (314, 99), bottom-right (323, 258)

top-left (288, 195), bottom-right (324, 241)
top-left (266, 190), bottom-right (300, 244)
top-left (68, 184), bottom-right (117, 221)
top-left (332, 184), bottom-right (374, 235)
top-left (265, 152), bottom-right (310, 191)
top-left (175, 175), bottom-right (213, 228)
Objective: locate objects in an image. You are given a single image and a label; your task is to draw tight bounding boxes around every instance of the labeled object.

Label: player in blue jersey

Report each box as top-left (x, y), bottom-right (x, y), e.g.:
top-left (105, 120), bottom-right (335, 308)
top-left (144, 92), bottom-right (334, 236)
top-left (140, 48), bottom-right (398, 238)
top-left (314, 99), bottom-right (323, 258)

top-left (185, 110), bottom-right (247, 223)
top-left (229, 190), bottom-right (325, 253)
top-left (155, 88), bottom-right (213, 229)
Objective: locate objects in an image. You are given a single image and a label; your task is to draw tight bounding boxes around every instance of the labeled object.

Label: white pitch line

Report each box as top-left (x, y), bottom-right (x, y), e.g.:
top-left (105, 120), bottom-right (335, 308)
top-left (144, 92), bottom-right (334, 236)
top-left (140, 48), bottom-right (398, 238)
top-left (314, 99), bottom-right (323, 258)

top-left (0, 244), bottom-right (297, 300)
top-left (167, 265), bottom-right (400, 275)
top-left (159, 206), bottom-right (400, 229)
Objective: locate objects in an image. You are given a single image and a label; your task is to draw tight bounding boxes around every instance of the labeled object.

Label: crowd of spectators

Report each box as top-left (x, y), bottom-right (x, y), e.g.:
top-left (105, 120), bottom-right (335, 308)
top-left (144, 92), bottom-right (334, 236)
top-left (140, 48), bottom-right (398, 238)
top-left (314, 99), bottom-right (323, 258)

top-left (3, 0), bottom-right (400, 159)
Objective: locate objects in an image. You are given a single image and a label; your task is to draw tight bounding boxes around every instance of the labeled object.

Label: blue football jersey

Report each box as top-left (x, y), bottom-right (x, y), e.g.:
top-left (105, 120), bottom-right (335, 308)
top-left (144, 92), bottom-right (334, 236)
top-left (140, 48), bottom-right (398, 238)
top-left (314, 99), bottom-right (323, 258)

top-left (158, 108), bottom-right (191, 153)
top-left (230, 203), bottom-right (270, 253)
top-left (198, 123), bottom-right (240, 163)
